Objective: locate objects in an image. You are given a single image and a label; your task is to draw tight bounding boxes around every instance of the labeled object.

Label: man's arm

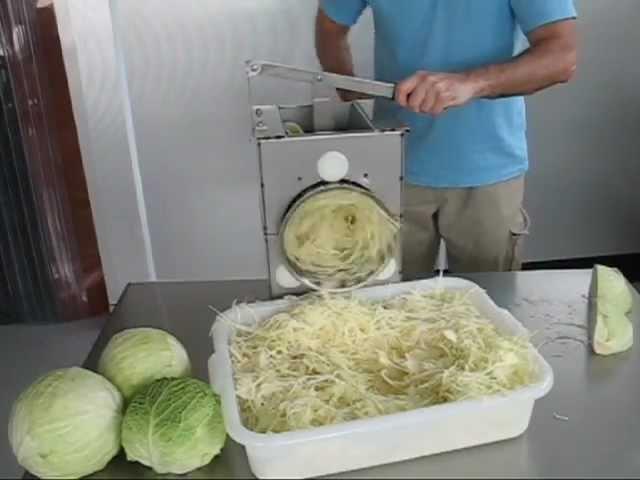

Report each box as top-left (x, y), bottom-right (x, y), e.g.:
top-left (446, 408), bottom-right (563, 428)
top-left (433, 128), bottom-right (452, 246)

top-left (396, 20), bottom-right (578, 115)
top-left (316, 8), bottom-right (354, 77)
top-left (315, 8), bottom-right (365, 101)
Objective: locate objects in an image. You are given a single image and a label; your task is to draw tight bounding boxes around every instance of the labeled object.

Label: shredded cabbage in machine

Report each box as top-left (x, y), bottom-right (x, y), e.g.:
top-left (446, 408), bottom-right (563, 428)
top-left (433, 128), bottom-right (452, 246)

top-left (282, 188), bottom-right (399, 289)
top-left (229, 289), bottom-right (537, 434)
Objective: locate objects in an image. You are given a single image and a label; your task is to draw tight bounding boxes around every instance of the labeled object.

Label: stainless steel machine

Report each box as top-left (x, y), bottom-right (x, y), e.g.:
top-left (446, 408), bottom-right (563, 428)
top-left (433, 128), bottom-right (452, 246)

top-left (247, 61), bottom-right (409, 297)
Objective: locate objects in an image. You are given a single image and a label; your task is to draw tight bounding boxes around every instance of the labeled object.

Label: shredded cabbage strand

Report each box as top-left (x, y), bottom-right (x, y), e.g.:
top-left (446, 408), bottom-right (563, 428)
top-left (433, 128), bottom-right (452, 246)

top-left (229, 289), bottom-right (537, 434)
top-left (282, 188), bottom-right (399, 289)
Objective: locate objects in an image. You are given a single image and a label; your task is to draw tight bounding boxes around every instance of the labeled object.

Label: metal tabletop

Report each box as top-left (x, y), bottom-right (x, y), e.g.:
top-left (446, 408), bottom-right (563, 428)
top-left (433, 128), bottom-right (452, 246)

top-left (72, 271), bottom-right (639, 478)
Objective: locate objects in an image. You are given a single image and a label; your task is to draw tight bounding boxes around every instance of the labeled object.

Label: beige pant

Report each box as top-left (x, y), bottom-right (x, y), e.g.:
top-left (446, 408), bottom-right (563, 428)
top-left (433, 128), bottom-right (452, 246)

top-left (402, 176), bottom-right (530, 279)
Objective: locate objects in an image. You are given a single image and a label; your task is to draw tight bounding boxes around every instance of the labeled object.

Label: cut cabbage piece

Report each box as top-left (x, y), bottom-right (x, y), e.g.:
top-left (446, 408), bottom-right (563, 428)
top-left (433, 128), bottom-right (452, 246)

top-left (595, 265), bottom-right (633, 313)
top-left (592, 265), bottom-right (634, 356)
top-left (284, 122), bottom-right (304, 136)
top-left (594, 310), bottom-right (633, 356)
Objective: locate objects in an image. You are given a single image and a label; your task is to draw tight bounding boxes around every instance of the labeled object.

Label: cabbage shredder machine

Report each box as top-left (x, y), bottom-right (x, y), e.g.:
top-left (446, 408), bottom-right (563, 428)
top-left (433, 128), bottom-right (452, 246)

top-left (246, 61), bottom-right (409, 297)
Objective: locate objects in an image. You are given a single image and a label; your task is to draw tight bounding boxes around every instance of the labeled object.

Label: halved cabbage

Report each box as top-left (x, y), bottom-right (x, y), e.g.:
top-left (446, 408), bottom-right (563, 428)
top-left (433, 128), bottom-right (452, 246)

top-left (592, 265), bottom-right (634, 356)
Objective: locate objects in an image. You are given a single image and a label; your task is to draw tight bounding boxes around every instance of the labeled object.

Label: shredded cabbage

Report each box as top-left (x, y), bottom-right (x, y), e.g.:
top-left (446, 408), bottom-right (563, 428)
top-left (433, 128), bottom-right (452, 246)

top-left (282, 188), bottom-right (399, 289)
top-left (229, 289), bottom-right (537, 434)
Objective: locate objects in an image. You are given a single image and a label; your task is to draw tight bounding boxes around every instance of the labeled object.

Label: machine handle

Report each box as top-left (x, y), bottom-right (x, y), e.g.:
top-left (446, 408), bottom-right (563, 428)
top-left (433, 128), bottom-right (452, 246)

top-left (247, 60), bottom-right (397, 100)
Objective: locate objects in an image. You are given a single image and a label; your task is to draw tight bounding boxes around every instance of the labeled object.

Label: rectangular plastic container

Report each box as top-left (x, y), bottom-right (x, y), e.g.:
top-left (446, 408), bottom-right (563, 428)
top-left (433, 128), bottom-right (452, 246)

top-left (209, 278), bottom-right (554, 479)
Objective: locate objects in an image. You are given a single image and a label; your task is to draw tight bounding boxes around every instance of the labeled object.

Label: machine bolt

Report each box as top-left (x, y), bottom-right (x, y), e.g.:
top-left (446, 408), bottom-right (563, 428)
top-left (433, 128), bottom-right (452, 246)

top-left (255, 108), bottom-right (263, 117)
top-left (316, 74), bottom-right (324, 82)
top-left (256, 121), bottom-right (265, 128)
top-left (250, 63), bottom-right (260, 73)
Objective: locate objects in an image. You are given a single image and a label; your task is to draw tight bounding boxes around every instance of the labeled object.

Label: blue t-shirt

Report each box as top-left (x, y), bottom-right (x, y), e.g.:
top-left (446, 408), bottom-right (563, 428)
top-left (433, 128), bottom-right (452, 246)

top-left (320, 0), bottom-right (577, 187)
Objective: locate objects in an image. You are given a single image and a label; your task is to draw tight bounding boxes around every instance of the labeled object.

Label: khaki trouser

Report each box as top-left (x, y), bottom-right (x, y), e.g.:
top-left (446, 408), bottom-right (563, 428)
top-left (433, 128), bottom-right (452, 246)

top-left (402, 176), bottom-right (530, 279)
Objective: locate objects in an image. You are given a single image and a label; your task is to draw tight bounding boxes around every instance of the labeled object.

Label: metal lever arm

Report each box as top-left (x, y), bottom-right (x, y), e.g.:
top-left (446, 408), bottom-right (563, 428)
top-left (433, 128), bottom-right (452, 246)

top-left (247, 60), bottom-right (396, 100)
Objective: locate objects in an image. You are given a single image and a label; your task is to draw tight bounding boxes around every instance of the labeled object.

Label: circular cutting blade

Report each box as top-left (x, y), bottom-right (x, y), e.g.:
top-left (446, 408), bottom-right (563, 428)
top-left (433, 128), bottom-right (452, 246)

top-left (280, 182), bottom-right (399, 292)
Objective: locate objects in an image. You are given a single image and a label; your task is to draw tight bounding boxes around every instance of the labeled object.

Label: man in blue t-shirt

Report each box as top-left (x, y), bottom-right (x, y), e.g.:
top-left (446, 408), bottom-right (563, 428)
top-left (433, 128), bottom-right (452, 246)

top-left (317, 0), bottom-right (577, 277)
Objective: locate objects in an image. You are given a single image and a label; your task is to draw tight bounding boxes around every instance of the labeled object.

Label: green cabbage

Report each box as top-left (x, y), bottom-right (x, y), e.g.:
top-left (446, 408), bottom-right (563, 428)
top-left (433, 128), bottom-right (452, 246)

top-left (98, 328), bottom-right (191, 399)
top-left (592, 265), bottom-right (634, 355)
top-left (121, 378), bottom-right (226, 474)
top-left (8, 368), bottom-right (123, 479)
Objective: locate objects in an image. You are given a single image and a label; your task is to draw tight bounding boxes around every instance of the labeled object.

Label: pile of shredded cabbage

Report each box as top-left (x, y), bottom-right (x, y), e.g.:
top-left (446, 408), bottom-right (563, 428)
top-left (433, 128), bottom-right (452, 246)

top-left (282, 188), bottom-right (399, 289)
top-left (229, 289), bottom-right (537, 434)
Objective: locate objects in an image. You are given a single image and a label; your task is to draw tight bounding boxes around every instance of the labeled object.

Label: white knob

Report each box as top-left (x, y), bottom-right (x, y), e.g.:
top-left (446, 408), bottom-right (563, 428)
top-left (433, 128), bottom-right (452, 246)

top-left (376, 258), bottom-right (397, 282)
top-left (317, 151), bottom-right (349, 182)
top-left (275, 265), bottom-right (301, 289)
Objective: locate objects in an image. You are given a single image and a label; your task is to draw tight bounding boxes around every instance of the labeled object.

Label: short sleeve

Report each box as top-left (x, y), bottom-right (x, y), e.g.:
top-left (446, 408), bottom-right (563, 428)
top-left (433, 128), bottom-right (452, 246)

top-left (510, 0), bottom-right (577, 34)
top-left (320, 0), bottom-right (368, 27)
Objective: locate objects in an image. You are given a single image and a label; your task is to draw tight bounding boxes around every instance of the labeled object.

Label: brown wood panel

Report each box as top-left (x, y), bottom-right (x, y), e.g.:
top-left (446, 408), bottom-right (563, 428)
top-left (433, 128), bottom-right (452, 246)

top-left (36, 2), bottom-right (108, 317)
top-left (0, 0), bottom-right (108, 320)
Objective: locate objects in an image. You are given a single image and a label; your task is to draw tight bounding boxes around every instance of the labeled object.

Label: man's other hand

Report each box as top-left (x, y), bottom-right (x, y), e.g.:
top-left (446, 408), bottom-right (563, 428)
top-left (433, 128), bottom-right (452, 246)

top-left (396, 71), bottom-right (479, 115)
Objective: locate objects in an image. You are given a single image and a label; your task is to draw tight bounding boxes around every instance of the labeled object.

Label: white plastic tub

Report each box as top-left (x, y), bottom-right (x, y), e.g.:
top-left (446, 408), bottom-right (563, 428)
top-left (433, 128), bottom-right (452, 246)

top-left (209, 277), bottom-right (554, 479)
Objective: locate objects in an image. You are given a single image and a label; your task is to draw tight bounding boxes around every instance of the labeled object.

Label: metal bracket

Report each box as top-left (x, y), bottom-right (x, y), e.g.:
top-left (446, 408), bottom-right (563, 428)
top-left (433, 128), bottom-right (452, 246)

top-left (252, 105), bottom-right (285, 139)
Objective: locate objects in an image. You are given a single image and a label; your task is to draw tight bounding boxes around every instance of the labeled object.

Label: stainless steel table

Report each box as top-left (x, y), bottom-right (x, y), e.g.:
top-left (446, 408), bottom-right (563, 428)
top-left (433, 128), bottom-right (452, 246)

top-left (74, 271), bottom-right (639, 478)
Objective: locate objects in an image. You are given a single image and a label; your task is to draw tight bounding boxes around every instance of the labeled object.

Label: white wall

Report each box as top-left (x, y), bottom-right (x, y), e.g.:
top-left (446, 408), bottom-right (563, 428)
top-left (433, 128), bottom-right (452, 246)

top-left (109, 0), bottom-right (376, 285)
top-left (55, 0), bottom-right (151, 303)
top-left (57, 0), bottom-right (640, 302)
top-left (524, 0), bottom-right (640, 260)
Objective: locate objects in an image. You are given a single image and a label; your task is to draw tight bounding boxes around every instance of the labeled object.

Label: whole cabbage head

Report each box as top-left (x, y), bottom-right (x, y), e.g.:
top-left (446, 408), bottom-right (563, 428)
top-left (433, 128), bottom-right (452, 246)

top-left (8, 367), bottom-right (123, 479)
top-left (121, 377), bottom-right (226, 474)
top-left (98, 328), bottom-right (191, 400)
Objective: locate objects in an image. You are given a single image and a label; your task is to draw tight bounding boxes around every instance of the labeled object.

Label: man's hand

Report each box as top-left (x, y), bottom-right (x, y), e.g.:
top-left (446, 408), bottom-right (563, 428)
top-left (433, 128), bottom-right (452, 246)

top-left (317, 5), bottom-right (576, 115)
top-left (316, 8), bottom-right (360, 103)
top-left (395, 21), bottom-right (577, 116)
top-left (396, 71), bottom-right (480, 116)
